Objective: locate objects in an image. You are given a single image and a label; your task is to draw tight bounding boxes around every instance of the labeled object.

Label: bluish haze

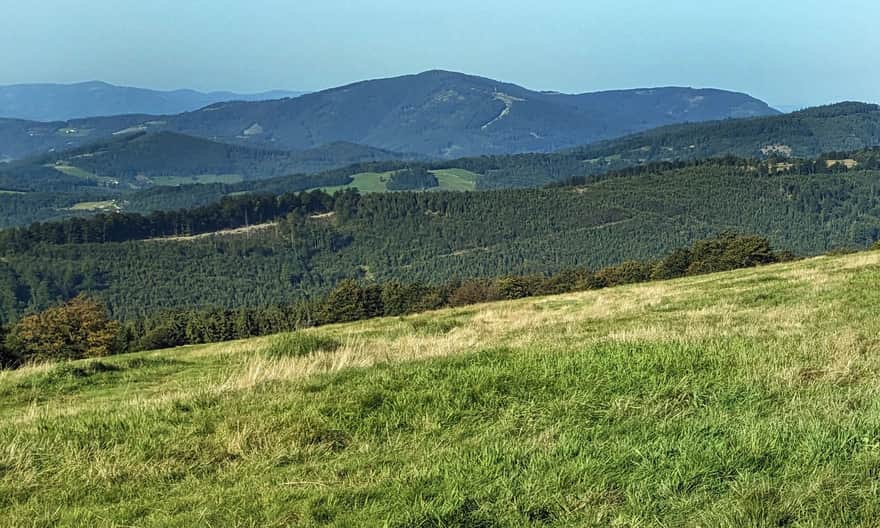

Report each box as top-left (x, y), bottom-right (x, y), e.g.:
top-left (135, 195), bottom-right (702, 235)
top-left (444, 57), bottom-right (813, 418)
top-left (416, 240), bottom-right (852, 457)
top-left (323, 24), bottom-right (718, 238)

top-left (2, 0), bottom-right (877, 108)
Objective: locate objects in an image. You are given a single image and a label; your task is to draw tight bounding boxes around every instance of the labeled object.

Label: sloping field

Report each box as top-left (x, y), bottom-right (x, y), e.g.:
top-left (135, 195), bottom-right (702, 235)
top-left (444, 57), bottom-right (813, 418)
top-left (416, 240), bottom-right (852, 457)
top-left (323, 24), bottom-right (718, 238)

top-left (2, 251), bottom-right (880, 526)
top-left (320, 168), bottom-right (479, 193)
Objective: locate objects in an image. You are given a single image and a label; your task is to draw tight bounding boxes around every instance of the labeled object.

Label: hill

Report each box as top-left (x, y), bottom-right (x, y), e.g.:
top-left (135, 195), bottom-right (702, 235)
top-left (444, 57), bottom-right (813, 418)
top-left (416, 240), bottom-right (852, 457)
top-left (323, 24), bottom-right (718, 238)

top-left (3, 101), bottom-right (870, 204)
top-left (0, 132), bottom-right (414, 192)
top-left (572, 101), bottom-right (880, 163)
top-left (163, 71), bottom-right (778, 157)
top-left (0, 71), bottom-right (778, 160)
top-left (0, 81), bottom-right (304, 122)
top-left (1, 249), bottom-right (879, 525)
top-left (5, 143), bottom-right (879, 230)
top-left (3, 159), bottom-right (880, 321)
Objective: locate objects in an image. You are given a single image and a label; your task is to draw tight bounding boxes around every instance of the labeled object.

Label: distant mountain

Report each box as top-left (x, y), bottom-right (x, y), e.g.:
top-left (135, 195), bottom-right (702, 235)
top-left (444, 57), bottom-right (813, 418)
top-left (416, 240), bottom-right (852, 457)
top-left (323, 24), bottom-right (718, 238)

top-left (773, 104), bottom-right (806, 114)
top-left (0, 81), bottom-right (305, 122)
top-left (0, 131), bottom-right (414, 192)
top-left (570, 102), bottom-right (880, 163)
top-left (0, 71), bottom-right (778, 160)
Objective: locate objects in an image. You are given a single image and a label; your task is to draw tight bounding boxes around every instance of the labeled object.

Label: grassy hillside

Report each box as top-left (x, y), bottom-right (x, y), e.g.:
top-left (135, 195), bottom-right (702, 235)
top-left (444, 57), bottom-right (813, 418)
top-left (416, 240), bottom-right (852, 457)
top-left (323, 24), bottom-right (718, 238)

top-left (2, 250), bottom-right (879, 525)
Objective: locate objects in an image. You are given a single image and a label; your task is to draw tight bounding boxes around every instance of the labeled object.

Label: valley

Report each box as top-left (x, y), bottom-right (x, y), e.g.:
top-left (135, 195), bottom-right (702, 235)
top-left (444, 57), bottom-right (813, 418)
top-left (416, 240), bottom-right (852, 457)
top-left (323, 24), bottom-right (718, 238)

top-left (2, 158), bottom-right (879, 323)
top-left (1, 102), bottom-right (878, 233)
top-left (1, 20), bottom-right (879, 522)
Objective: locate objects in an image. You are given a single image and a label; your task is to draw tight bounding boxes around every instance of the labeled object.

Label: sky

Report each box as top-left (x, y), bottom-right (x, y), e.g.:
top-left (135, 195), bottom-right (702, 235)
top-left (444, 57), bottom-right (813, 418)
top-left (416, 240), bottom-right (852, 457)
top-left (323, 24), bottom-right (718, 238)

top-left (1, 0), bottom-right (877, 108)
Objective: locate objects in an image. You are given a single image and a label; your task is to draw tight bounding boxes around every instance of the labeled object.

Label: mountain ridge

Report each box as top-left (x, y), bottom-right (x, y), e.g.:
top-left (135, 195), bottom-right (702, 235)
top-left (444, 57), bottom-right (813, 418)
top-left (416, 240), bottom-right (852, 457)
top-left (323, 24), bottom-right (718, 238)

top-left (0, 81), bottom-right (305, 122)
top-left (570, 101), bottom-right (880, 162)
top-left (0, 70), bottom-right (779, 160)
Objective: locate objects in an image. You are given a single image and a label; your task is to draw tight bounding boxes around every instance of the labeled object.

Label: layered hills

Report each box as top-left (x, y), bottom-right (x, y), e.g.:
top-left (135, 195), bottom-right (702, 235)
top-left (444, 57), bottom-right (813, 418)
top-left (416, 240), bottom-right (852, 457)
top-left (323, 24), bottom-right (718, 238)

top-left (0, 81), bottom-right (304, 122)
top-left (0, 71), bottom-right (779, 161)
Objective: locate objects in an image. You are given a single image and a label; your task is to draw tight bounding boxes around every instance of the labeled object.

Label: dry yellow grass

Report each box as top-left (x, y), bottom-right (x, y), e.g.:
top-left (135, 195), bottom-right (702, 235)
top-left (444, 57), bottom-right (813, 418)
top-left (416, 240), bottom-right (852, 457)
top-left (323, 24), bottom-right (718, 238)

top-left (5, 251), bottom-right (880, 425)
top-left (4, 250), bottom-right (880, 526)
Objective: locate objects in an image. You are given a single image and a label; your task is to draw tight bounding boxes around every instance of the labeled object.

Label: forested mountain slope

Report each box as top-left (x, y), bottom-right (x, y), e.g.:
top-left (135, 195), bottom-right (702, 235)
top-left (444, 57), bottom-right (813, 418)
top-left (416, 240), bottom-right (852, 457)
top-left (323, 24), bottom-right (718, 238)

top-left (3, 101), bottom-right (877, 232)
top-left (2, 160), bottom-right (879, 322)
top-left (0, 131), bottom-right (413, 192)
top-left (573, 102), bottom-right (880, 162)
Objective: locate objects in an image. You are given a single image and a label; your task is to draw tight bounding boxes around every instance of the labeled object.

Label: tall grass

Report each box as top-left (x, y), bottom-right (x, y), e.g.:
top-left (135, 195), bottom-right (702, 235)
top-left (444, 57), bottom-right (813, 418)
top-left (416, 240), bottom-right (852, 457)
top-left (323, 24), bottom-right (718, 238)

top-left (261, 332), bottom-right (342, 359)
top-left (1, 252), bottom-right (879, 526)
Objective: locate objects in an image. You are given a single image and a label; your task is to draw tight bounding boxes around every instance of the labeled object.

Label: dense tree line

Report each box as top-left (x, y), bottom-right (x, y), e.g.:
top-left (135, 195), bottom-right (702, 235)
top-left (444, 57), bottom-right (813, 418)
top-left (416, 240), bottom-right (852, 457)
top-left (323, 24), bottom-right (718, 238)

top-left (0, 190), bottom-right (119, 229)
top-left (0, 189), bottom-right (343, 249)
top-left (386, 167), bottom-right (439, 190)
top-left (0, 233), bottom-right (788, 368)
top-left (2, 164), bottom-right (880, 324)
top-left (5, 141), bottom-right (880, 232)
top-left (15, 154), bottom-right (879, 249)
top-left (573, 103), bottom-right (880, 162)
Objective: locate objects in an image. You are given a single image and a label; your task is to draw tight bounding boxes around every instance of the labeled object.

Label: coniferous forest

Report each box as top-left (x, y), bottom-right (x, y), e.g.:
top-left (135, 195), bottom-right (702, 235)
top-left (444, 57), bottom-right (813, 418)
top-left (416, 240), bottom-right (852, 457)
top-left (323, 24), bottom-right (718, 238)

top-left (0, 231), bottom-right (786, 366)
top-left (1, 159), bottom-right (879, 328)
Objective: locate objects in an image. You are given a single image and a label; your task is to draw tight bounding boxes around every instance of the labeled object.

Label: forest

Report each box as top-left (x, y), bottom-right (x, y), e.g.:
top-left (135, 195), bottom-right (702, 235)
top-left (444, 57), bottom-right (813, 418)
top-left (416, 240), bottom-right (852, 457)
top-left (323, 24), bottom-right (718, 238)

top-left (1, 159), bottom-right (879, 325)
top-left (2, 111), bottom-right (879, 230)
top-left (0, 232), bottom-right (787, 368)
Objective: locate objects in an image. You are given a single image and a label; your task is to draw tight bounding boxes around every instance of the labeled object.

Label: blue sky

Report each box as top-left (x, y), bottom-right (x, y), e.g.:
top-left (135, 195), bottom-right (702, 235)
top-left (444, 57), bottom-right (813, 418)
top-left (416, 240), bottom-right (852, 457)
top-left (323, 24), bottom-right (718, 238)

top-left (2, 0), bottom-right (877, 108)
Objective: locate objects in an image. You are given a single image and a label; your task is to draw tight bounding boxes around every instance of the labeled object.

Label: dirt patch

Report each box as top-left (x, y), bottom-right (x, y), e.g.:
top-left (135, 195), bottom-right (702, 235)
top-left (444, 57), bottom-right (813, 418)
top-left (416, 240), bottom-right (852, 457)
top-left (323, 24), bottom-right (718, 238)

top-left (148, 223), bottom-right (276, 242)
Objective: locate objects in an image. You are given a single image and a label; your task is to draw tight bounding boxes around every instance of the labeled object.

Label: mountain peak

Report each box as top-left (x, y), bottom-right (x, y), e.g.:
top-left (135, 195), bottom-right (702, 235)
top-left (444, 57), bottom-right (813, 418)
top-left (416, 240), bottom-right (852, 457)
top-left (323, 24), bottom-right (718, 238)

top-left (0, 72), bottom-right (779, 160)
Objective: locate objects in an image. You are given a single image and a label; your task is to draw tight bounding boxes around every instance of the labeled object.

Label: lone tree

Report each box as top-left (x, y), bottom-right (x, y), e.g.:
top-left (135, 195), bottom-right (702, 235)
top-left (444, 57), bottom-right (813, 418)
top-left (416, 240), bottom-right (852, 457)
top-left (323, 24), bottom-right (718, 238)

top-left (7, 294), bottom-right (121, 363)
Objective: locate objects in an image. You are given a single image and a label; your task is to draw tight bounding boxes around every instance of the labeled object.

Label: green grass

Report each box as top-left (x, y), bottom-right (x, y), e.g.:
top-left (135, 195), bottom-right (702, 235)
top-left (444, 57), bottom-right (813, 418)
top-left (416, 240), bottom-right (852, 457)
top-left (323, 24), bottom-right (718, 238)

top-left (262, 332), bottom-right (342, 359)
top-left (320, 168), bottom-right (480, 194)
top-left (430, 168), bottom-right (479, 191)
top-left (320, 171), bottom-right (393, 193)
top-left (52, 164), bottom-right (98, 179)
top-left (54, 127), bottom-right (94, 138)
top-left (51, 164), bottom-right (117, 185)
top-left (3, 252), bottom-right (880, 525)
top-left (149, 174), bottom-right (244, 186)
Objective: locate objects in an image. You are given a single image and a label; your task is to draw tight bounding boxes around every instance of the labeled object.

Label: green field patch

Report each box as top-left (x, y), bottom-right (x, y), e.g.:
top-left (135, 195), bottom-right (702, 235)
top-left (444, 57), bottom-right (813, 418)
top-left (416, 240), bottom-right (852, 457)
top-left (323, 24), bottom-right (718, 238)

top-left (321, 171), bottom-right (393, 193)
top-left (54, 127), bottom-right (94, 138)
top-left (52, 164), bottom-right (97, 179)
top-left (149, 174), bottom-right (244, 186)
top-left (51, 164), bottom-right (119, 185)
top-left (430, 168), bottom-right (479, 190)
top-left (321, 168), bottom-right (479, 194)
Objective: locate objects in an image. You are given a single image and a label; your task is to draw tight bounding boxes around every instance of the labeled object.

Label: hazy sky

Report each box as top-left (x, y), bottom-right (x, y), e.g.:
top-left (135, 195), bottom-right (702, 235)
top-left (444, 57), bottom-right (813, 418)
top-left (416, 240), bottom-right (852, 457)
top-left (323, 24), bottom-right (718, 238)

top-left (2, 0), bottom-right (877, 108)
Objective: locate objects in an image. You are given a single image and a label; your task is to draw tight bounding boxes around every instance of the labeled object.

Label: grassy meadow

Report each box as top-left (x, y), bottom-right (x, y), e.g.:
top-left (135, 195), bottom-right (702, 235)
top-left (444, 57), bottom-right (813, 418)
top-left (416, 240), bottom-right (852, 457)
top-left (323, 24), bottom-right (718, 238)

top-left (2, 251), bottom-right (880, 526)
top-left (50, 164), bottom-right (118, 186)
top-left (321, 169), bottom-right (479, 193)
top-left (148, 174), bottom-right (244, 186)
